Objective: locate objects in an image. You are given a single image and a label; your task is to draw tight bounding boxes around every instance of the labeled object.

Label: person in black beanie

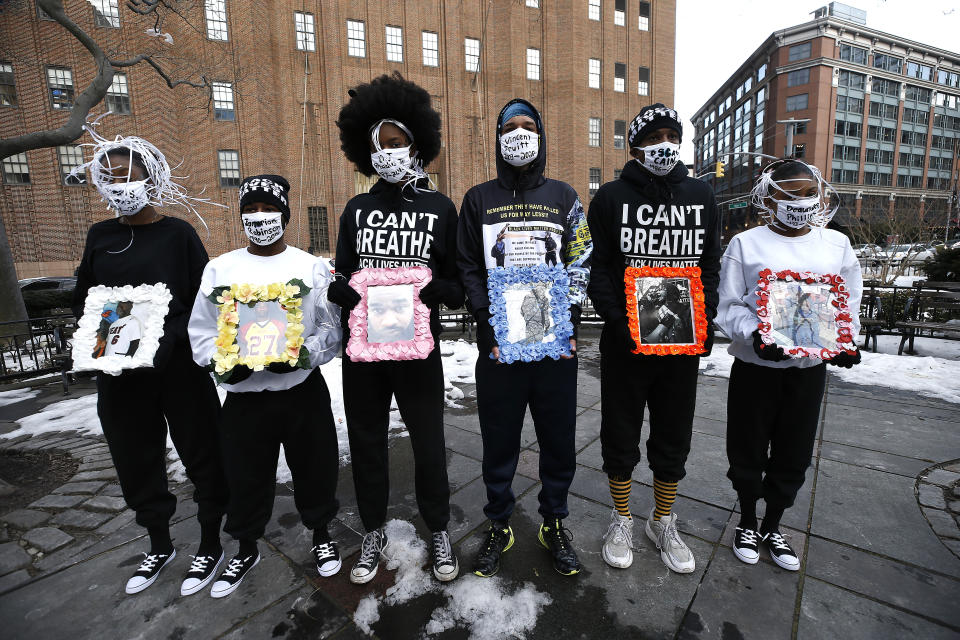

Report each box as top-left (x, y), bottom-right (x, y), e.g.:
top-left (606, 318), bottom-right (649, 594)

top-left (329, 73), bottom-right (463, 584)
top-left (587, 103), bottom-right (721, 574)
top-left (457, 98), bottom-right (593, 578)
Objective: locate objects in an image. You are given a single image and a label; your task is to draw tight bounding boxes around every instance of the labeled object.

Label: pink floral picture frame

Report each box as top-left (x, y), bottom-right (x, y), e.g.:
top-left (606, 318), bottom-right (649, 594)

top-left (345, 266), bottom-right (435, 362)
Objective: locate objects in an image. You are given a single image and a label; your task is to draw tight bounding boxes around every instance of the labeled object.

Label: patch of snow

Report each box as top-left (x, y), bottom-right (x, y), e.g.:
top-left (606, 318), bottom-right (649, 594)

top-left (441, 339), bottom-right (477, 408)
top-left (698, 342), bottom-right (734, 378)
top-left (893, 275), bottom-right (925, 287)
top-left (831, 350), bottom-right (960, 404)
top-left (0, 387), bottom-right (41, 407)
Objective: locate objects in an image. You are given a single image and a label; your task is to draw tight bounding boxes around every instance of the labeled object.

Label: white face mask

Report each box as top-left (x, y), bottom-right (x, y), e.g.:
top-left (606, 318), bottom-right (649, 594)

top-left (99, 180), bottom-right (150, 217)
top-left (371, 146), bottom-right (414, 183)
top-left (241, 211), bottom-right (284, 246)
top-left (500, 128), bottom-right (539, 167)
top-left (773, 196), bottom-right (820, 229)
top-left (635, 140), bottom-right (681, 176)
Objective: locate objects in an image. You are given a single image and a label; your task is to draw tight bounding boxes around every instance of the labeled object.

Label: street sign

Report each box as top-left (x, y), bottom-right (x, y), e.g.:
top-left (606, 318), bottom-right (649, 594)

top-left (728, 202), bottom-right (748, 209)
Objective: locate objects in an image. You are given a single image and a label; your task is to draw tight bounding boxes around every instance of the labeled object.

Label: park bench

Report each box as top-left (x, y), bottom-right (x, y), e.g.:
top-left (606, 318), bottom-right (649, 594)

top-left (894, 282), bottom-right (960, 355)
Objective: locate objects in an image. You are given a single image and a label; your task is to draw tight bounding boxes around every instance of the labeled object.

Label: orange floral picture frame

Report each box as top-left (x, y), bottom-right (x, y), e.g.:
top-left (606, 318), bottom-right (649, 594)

top-left (623, 266), bottom-right (708, 355)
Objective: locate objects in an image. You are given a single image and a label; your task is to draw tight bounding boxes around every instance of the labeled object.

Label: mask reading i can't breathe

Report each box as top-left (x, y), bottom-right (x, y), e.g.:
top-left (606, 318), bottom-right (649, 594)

top-left (500, 128), bottom-right (539, 167)
top-left (241, 212), bottom-right (284, 246)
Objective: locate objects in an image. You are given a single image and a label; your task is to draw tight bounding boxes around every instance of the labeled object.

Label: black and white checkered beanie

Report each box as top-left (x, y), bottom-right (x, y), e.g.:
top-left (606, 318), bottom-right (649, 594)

top-left (239, 175), bottom-right (291, 224)
top-left (628, 103), bottom-right (682, 148)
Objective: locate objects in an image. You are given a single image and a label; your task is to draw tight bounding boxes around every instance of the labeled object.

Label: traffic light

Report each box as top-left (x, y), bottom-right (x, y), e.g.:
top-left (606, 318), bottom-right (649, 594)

top-left (715, 161), bottom-right (726, 178)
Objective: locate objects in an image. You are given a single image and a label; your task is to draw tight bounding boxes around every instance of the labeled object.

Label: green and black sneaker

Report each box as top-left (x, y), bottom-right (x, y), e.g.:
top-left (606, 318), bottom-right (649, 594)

top-left (472, 520), bottom-right (514, 577)
top-left (539, 517), bottom-right (581, 576)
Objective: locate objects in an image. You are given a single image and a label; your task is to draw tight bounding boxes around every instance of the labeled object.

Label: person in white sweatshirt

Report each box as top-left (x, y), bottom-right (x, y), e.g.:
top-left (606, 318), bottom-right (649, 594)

top-left (715, 159), bottom-right (862, 572)
top-left (188, 175), bottom-right (342, 598)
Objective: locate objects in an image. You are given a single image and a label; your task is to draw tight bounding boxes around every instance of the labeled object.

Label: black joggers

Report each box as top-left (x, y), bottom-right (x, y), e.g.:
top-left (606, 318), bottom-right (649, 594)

top-left (96, 345), bottom-right (228, 531)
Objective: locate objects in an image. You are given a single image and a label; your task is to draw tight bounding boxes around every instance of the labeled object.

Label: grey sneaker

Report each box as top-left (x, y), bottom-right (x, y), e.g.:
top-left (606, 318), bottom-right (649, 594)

top-left (431, 531), bottom-right (459, 582)
top-left (602, 509), bottom-right (634, 569)
top-left (350, 528), bottom-right (388, 584)
top-left (644, 508), bottom-right (695, 573)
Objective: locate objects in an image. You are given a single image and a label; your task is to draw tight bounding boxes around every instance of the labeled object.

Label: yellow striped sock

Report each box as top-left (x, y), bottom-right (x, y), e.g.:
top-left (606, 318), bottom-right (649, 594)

top-left (653, 478), bottom-right (678, 521)
top-left (608, 477), bottom-right (632, 518)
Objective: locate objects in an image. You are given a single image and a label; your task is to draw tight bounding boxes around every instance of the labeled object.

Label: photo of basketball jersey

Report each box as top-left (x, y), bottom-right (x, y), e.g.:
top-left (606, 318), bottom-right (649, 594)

top-left (104, 315), bottom-right (144, 357)
top-left (239, 320), bottom-right (285, 358)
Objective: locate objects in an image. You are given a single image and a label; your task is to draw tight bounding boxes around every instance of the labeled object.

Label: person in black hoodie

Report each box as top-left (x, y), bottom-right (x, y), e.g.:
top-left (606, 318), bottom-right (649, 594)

top-left (71, 135), bottom-right (228, 597)
top-left (587, 104), bottom-right (721, 574)
top-left (457, 99), bottom-right (592, 578)
top-left (328, 73), bottom-right (463, 585)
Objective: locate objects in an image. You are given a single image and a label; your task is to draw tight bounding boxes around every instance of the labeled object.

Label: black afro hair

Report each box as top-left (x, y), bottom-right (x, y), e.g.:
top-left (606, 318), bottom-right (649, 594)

top-left (336, 72), bottom-right (442, 177)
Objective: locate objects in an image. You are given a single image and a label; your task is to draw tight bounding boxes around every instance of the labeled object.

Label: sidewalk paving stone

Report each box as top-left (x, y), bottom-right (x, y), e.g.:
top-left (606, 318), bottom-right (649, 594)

top-left (28, 494), bottom-right (84, 510)
top-left (0, 543), bottom-right (31, 575)
top-left (1, 509), bottom-right (51, 530)
top-left (21, 527), bottom-right (74, 553)
top-left (51, 481), bottom-right (106, 495)
top-left (49, 509), bottom-right (112, 531)
top-left (82, 496), bottom-right (128, 513)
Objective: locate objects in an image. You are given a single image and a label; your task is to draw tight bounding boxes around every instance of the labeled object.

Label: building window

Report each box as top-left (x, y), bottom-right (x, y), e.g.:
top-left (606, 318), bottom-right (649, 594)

top-left (614, 168), bottom-right (623, 180)
top-left (588, 0), bottom-right (600, 21)
top-left (218, 150), bottom-right (240, 188)
top-left (589, 167), bottom-right (600, 197)
top-left (839, 43), bottom-right (867, 65)
top-left (871, 78), bottom-right (900, 96)
top-left (588, 58), bottom-right (600, 89)
top-left (906, 62), bottom-right (933, 82)
top-left (212, 81), bottom-right (234, 121)
top-left (0, 62), bottom-right (16, 107)
top-left (384, 25), bottom-right (403, 62)
top-left (307, 206), bottom-right (330, 254)
top-left (834, 119), bottom-right (862, 138)
top-left (868, 101), bottom-right (898, 119)
top-left (900, 130), bottom-right (927, 147)
top-left (788, 42), bottom-right (812, 62)
top-left (867, 125), bottom-right (896, 143)
top-left (205, 0), bottom-right (228, 41)
top-left (347, 20), bottom-right (366, 57)
top-left (905, 85), bottom-right (931, 103)
top-left (833, 144), bottom-right (861, 162)
top-left (91, 0), bottom-right (120, 28)
top-left (832, 169), bottom-right (859, 184)
top-left (757, 63), bottom-right (767, 81)
top-left (422, 31), bottom-right (439, 67)
top-left (864, 171), bottom-right (892, 187)
top-left (836, 94), bottom-right (864, 114)
top-left (465, 37), bottom-right (480, 72)
top-left (787, 68), bottom-right (810, 87)
top-left (902, 107), bottom-right (929, 126)
top-left (58, 145), bottom-right (84, 185)
top-left (614, 62), bottom-right (625, 92)
top-left (937, 69), bottom-right (960, 88)
top-left (46, 67), bottom-right (74, 110)
top-left (638, 1), bottom-right (650, 30)
top-left (295, 12), bottom-right (316, 51)
top-left (838, 69), bottom-right (866, 90)
top-left (614, 120), bottom-right (626, 149)
top-left (526, 48), bottom-right (540, 80)
top-left (526, 0), bottom-right (539, 6)
top-left (792, 143), bottom-right (806, 158)
top-left (638, 66), bottom-right (650, 95)
top-left (588, 117), bottom-right (600, 147)
top-left (614, 0), bottom-right (625, 26)
top-left (104, 72), bottom-right (130, 115)
top-left (873, 53), bottom-right (902, 74)
top-left (1, 153), bottom-right (29, 184)
top-left (794, 122), bottom-right (807, 135)
top-left (785, 93), bottom-right (808, 112)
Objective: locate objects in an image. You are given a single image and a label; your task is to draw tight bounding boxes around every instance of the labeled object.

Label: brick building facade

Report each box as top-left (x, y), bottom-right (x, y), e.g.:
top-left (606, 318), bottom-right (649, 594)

top-left (1, 0), bottom-right (676, 277)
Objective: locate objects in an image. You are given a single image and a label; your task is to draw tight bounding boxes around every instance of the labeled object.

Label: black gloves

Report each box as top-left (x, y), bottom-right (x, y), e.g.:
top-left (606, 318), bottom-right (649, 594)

top-left (225, 365), bottom-right (253, 384)
top-left (266, 361), bottom-right (300, 374)
top-left (700, 320), bottom-right (715, 358)
top-left (752, 330), bottom-right (790, 362)
top-left (327, 278), bottom-right (361, 311)
top-left (419, 278), bottom-right (462, 308)
top-left (569, 305), bottom-right (582, 342)
top-left (613, 316), bottom-right (638, 353)
top-left (475, 307), bottom-right (498, 358)
top-left (828, 349), bottom-right (861, 368)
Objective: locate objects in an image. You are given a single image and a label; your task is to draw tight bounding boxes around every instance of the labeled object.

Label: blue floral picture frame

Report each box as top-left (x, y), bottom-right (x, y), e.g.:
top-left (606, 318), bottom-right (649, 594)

top-left (486, 265), bottom-right (574, 363)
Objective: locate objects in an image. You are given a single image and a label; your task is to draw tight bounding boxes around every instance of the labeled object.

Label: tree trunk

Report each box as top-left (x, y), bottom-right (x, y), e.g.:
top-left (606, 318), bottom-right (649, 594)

top-left (0, 213), bottom-right (28, 341)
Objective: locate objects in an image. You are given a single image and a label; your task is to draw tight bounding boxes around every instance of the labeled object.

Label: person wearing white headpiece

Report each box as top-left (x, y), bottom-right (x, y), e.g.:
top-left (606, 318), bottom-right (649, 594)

top-left (70, 129), bottom-right (229, 597)
top-left (715, 158), bottom-right (862, 572)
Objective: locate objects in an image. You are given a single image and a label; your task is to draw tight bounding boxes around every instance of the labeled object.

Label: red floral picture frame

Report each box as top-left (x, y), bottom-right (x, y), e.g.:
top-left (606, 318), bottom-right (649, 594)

top-left (623, 266), bottom-right (708, 355)
top-left (755, 268), bottom-right (857, 360)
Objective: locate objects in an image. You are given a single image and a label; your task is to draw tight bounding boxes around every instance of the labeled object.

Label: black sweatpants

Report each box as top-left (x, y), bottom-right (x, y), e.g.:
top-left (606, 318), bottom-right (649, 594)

top-left (726, 358), bottom-right (826, 509)
top-left (342, 347), bottom-right (450, 533)
top-left (476, 354), bottom-right (578, 522)
top-left (96, 345), bottom-right (228, 531)
top-left (219, 368), bottom-right (340, 541)
top-left (599, 349), bottom-right (699, 481)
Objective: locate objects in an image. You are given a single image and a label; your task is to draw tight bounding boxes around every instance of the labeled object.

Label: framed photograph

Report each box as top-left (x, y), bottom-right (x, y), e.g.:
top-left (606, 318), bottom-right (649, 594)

top-left (487, 264), bottom-right (574, 363)
top-left (346, 267), bottom-right (434, 362)
top-left (208, 280), bottom-right (311, 382)
top-left (756, 269), bottom-right (856, 360)
top-left (623, 266), bottom-right (708, 355)
top-left (72, 283), bottom-right (172, 375)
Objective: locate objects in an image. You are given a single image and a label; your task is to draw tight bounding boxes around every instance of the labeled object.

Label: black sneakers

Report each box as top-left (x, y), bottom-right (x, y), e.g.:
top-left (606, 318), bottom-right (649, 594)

top-left (210, 553), bottom-right (261, 598)
top-left (350, 528), bottom-right (388, 584)
top-left (312, 540), bottom-right (342, 577)
top-left (180, 551), bottom-right (224, 596)
top-left (732, 527), bottom-right (760, 565)
top-left (762, 531), bottom-right (800, 571)
top-left (538, 518), bottom-right (581, 576)
top-left (431, 531), bottom-right (459, 582)
top-left (125, 549), bottom-right (176, 594)
top-left (472, 521), bottom-right (514, 578)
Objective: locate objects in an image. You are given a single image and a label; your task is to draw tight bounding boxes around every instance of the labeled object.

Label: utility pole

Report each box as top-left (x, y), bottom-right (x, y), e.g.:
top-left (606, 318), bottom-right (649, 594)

top-left (777, 118), bottom-right (811, 158)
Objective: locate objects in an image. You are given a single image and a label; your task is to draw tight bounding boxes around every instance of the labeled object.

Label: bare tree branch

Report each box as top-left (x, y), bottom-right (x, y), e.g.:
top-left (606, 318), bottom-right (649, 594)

top-left (110, 54), bottom-right (211, 90)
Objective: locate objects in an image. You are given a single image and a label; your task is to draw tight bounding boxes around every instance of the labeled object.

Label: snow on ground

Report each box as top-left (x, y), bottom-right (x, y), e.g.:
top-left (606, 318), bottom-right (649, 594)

top-left (0, 388), bottom-right (41, 407)
top-left (698, 342), bottom-right (735, 378)
top-left (353, 519), bottom-right (551, 640)
top-left (441, 339), bottom-right (478, 408)
top-left (893, 275), bottom-right (925, 287)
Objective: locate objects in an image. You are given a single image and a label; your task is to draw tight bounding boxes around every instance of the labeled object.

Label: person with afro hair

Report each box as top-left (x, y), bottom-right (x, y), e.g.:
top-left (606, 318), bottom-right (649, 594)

top-left (329, 73), bottom-right (463, 585)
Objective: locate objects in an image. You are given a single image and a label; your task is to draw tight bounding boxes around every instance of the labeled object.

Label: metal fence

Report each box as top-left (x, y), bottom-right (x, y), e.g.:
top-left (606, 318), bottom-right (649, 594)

top-left (0, 314), bottom-right (76, 390)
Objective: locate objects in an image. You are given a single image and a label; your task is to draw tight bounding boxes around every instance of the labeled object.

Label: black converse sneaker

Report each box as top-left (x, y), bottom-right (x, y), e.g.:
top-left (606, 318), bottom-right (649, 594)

top-left (350, 528), bottom-right (388, 584)
top-left (762, 531), bottom-right (800, 571)
top-left (538, 518), bottom-right (581, 576)
top-left (472, 521), bottom-right (514, 578)
top-left (180, 551), bottom-right (224, 596)
top-left (210, 553), bottom-right (261, 598)
top-left (431, 531), bottom-right (459, 582)
top-left (125, 549), bottom-right (176, 594)
top-left (312, 540), bottom-right (341, 577)
top-left (732, 527), bottom-right (760, 565)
